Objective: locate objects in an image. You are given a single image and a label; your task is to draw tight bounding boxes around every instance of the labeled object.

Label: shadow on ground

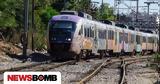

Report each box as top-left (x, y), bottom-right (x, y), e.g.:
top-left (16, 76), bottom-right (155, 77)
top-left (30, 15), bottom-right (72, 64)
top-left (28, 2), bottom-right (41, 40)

top-left (7, 53), bottom-right (72, 62)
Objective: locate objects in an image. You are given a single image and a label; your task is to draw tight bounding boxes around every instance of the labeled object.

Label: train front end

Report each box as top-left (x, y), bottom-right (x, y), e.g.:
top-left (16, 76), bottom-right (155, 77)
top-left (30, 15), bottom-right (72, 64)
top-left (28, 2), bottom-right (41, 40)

top-left (47, 15), bottom-right (81, 58)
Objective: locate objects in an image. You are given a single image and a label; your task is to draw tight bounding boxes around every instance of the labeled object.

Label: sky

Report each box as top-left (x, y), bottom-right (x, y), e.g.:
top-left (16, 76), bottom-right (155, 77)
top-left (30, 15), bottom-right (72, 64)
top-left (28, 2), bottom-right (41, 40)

top-left (92, 0), bottom-right (159, 14)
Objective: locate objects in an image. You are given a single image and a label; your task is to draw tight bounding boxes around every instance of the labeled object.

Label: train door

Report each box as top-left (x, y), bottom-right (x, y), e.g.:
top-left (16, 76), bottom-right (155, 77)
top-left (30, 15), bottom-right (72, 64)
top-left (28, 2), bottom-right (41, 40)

top-left (154, 36), bottom-right (157, 52)
top-left (92, 24), bottom-right (98, 54)
top-left (117, 31), bottom-right (121, 53)
top-left (106, 26), bottom-right (108, 50)
top-left (114, 30), bottom-right (119, 52)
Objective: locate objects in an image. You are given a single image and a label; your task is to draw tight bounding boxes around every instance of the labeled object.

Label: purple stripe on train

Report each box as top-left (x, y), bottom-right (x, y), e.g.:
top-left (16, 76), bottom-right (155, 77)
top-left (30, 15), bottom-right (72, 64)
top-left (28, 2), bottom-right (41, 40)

top-left (50, 15), bottom-right (81, 23)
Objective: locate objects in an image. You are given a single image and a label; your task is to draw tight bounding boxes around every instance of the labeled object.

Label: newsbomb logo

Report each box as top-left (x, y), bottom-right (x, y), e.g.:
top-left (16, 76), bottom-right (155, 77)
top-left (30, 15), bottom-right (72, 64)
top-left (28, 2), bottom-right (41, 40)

top-left (4, 72), bottom-right (61, 84)
top-left (7, 75), bottom-right (57, 81)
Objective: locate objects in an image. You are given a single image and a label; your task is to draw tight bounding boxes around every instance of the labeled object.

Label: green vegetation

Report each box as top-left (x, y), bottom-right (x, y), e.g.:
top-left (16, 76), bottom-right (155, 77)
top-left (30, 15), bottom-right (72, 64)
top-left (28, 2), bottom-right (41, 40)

top-left (0, 0), bottom-right (115, 50)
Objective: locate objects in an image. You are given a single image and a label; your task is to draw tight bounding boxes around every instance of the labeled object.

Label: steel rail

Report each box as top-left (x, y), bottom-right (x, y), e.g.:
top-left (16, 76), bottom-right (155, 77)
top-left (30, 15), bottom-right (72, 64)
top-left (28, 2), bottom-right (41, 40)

top-left (78, 56), bottom-right (152, 84)
top-left (119, 58), bottom-right (149, 84)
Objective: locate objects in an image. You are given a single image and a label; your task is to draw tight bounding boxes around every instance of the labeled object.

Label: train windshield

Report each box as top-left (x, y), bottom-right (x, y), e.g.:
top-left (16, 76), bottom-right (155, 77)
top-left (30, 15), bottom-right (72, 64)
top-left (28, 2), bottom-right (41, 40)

top-left (50, 21), bottom-right (76, 31)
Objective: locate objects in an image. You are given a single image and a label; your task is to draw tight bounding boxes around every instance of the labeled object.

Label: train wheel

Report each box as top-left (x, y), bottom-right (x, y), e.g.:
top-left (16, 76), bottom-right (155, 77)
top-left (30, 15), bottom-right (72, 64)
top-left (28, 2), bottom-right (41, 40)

top-left (131, 50), bottom-right (136, 56)
top-left (99, 51), bottom-right (105, 59)
top-left (141, 50), bottom-right (145, 56)
top-left (120, 50), bottom-right (125, 56)
top-left (86, 52), bottom-right (91, 59)
top-left (116, 53), bottom-right (120, 57)
top-left (76, 50), bottom-right (86, 61)
top-left (76, 55), bottom-right (81, 62)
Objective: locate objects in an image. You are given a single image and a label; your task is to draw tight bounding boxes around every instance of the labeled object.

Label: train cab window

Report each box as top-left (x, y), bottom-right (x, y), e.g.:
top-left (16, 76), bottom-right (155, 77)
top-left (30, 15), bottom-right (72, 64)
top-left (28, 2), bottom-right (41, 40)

top-left (50, 21), bottom-right (75, 31)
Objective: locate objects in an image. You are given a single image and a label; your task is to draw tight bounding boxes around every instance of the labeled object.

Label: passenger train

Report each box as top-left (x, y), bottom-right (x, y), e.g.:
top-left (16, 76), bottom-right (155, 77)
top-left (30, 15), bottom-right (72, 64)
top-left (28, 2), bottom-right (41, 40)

top-left (47, 11), bottom-right (158, 60)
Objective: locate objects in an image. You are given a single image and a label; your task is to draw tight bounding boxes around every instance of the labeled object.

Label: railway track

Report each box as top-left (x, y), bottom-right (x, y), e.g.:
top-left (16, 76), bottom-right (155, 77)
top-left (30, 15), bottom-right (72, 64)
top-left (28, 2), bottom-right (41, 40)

top-left (0, 55), bottom-right (152, 83)
top-left (77, 56), bottom-right (152, 84)
top-left (21, 60), bottom-right (76, 71)
top-left (119, 58), bottom-right (149, 84)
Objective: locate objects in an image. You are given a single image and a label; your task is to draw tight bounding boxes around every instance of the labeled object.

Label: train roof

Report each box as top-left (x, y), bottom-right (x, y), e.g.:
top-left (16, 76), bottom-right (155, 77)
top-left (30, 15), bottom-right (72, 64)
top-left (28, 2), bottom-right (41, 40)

top-left (99, 20), bottom-right (115, 25)
top-left (60, 10), bottom-right (78, 15)
top-left (50, 15), bottom-right (82, 23)
top-left (139, 29), bottom-right (153, 34)
top-left (115, 23), bottom-right (128, 29)
top-left (128, 26), bottom-right (135, 30)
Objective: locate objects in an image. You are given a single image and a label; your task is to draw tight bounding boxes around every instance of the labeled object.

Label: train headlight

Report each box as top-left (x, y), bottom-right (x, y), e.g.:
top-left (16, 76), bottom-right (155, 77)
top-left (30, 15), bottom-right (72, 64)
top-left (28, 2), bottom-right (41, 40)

top-left (53, 38), bottom-right (56, 40)
top-left (67, 38), bottom-right (71, 41)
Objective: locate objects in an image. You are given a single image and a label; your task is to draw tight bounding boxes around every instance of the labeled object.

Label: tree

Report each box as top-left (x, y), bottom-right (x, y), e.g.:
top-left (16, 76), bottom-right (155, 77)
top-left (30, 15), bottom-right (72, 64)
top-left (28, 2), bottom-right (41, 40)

top-left (100, 3), bottom-right (115, 20)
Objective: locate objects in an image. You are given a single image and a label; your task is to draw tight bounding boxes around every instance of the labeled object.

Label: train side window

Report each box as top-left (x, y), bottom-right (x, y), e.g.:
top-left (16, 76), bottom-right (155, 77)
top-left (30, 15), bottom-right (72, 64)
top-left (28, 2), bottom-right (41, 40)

top-left (78, 25), bottom-right (83, 35)
top-left (98, 30), bottom-right (102, 39)
top-left (136, 35), bottom-right (140, 44)
top-left (90, 26), bottom-right (94, 37)
top-left (84, 28), bottom-right (87, 37)
top-left (124, 33), bottom-right (128, 43)
top-left (108, 30), bottom-right (111, 40)
top-left (89, 27), bottom-right (91, 37)
top-left (98, 29), bottom-right (106, 39)
top-left (148, 37), bottom-right (150, 43)
top-left (115, 32), bottom-right (117, 45)
top-left (143, 36), bottom-right (146, 42)
top-left (131, 34), bottom-right (134, 43)
top-left (87, 28), bottom-right (90, 37)
top-left (152, 37), bottom-right (154, 43)
top-left (112, 31), bottom-right (114, 40)
top-left (140, 36), bottom-right (142, 44)
top-left (119, 32), bottom-right (123, 43)
top-left (108, 30), bottom-right (114, 40)
top-left (148, 37), bottom-right (153, 43)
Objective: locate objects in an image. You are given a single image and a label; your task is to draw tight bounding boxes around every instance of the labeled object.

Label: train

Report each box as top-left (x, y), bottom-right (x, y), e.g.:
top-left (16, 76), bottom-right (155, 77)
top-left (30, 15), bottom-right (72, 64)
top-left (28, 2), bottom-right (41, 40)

top-left (47, 11), bottom-right (158, 61)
